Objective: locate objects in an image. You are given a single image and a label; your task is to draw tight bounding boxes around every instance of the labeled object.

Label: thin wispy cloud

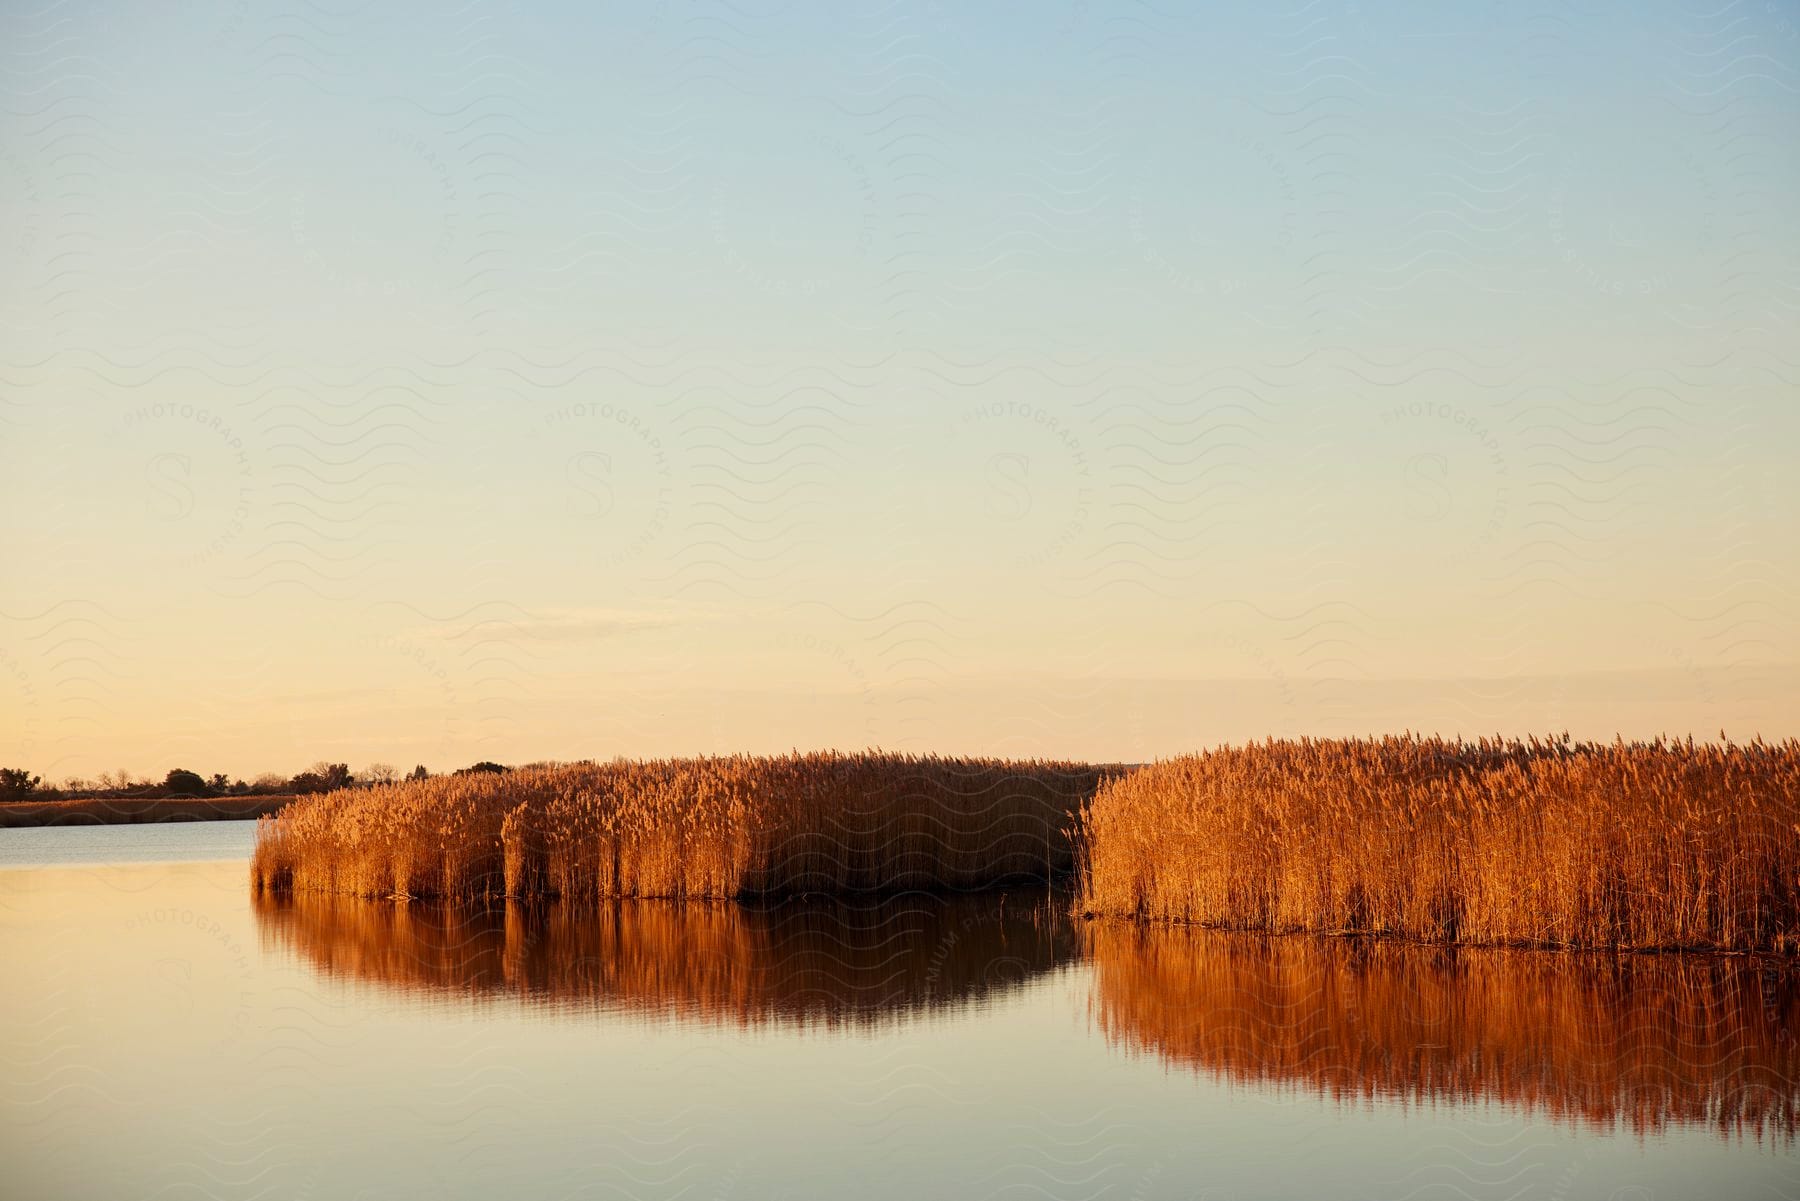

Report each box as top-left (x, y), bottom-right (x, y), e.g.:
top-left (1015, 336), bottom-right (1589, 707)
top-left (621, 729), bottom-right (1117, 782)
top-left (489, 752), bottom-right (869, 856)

top-left (408, 607), bottom-right (704, 644)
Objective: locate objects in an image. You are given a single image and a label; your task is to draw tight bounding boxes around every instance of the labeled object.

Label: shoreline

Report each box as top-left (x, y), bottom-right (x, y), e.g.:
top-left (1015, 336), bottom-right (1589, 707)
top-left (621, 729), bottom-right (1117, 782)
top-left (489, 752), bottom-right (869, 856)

top-left (0, 795), bottom-right (297, 828)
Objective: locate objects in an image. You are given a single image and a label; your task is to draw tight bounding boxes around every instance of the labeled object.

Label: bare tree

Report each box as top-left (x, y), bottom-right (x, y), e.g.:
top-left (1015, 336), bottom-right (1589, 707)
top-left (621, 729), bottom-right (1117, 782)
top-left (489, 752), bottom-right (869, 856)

top-left (362, 762), bottom-right (399, 786)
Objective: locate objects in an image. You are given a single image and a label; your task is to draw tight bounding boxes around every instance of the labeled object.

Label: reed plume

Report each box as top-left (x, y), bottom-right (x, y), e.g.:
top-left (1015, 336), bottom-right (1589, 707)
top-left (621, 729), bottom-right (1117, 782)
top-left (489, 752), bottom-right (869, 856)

top-left (253, 752), bottom-right (1107, 901)
top-left (1077, 735), bottom-right (1800, 951)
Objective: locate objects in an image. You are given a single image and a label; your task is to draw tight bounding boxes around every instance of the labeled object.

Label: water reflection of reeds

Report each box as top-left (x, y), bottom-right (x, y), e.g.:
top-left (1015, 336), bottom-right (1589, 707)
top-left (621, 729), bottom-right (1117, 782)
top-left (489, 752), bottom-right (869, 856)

top-left (1088, 923), bottom-right (1800, 1139)
top-left (257, 891), bottom-right (1800, 1138)
top-left (254, 889), bottom-right (1077, 1028)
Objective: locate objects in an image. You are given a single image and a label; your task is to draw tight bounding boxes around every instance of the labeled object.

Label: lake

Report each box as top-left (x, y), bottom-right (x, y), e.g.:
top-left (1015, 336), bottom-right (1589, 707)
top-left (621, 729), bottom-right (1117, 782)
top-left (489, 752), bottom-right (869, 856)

top-left (2, 821), bottom-right (1795, 1200)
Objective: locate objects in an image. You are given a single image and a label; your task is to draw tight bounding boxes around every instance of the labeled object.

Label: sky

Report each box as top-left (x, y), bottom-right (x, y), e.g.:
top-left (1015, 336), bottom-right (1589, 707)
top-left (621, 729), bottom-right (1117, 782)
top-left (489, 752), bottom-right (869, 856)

top-left (2, 0), bottom-right (1797, 781)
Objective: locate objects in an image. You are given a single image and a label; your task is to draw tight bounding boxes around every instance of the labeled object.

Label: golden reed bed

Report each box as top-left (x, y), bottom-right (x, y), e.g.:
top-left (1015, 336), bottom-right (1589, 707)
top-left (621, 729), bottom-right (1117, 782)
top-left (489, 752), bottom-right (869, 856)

top-left (1078, 736), bottom-right (1800, 952)
top-left (252, 752), bottom-right (1107, 901)
top-left (254, 890), bottom-right (1074, 1028)
top-left (1089, 924), bottom-right (1800, 1139)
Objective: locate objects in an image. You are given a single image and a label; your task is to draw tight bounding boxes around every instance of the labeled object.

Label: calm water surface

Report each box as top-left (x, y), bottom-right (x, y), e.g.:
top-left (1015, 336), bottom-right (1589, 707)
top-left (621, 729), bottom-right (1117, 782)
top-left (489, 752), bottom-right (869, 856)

top-left (2, 821), bottom-right (1795, 1200)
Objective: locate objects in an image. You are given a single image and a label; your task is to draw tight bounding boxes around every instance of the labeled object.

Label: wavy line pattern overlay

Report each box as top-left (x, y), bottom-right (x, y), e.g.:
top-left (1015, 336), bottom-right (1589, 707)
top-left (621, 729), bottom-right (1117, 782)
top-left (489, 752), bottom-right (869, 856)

top-left (2, 3), bottom-right (1797, 1199)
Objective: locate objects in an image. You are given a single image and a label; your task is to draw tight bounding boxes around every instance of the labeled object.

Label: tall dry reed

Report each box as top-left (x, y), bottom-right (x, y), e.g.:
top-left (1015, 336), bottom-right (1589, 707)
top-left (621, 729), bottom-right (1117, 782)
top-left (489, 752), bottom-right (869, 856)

top-left (1078, 735), bottom-right (1800, 951)
top-left (252, 752), bottom-right (1107, 901)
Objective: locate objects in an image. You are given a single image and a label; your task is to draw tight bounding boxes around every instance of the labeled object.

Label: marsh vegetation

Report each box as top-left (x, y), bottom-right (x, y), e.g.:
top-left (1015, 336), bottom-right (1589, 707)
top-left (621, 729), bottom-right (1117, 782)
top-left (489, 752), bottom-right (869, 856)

top-left (251, 737), bottom-right (1800, 954)
top-left (1078, 736), bottom-right (1800, 952)
top-left (252, 752), bottom-right (1106, 900)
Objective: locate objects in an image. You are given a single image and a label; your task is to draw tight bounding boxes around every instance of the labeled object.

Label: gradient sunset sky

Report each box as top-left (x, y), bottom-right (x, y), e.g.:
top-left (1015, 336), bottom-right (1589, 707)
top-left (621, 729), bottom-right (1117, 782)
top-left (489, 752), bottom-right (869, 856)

top-left (2, 1), bottom-right (1796, 780)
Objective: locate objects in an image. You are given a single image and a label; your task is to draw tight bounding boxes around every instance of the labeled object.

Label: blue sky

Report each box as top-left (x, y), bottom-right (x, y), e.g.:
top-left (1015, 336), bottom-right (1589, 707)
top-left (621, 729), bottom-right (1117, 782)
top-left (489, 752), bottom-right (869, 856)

top-left (2, 0), bottom-right (1797, 778)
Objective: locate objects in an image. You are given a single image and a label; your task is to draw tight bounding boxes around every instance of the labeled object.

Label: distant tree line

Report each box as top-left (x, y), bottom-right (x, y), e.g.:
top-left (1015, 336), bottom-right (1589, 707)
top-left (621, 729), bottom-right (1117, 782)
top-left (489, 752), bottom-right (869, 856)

top-left (0, 760), bottom-right (510, 803)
